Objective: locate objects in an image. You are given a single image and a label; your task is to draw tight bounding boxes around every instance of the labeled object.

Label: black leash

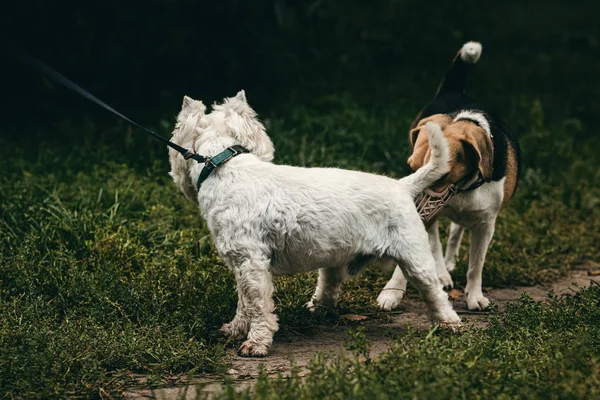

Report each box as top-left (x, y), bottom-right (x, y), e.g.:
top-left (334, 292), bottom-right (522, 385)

top-left (2, 42), bottom-right (207, 164)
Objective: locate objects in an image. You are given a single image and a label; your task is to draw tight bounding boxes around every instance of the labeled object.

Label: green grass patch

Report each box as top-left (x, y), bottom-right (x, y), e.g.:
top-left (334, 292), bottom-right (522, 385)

top-left (0, 96), bottom-right (598, 397)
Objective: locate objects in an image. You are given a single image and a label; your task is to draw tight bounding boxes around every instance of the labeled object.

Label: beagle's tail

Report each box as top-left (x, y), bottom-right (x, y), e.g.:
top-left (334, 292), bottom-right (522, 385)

top-left (400, 122), bottom-right (450, 197)
top-left (435, 41), bottom-right (482, 96)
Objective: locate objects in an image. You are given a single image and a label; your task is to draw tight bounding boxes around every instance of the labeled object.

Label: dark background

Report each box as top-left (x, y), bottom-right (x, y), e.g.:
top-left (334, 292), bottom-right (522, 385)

top-left (2, 0), bottom-right (599, 133)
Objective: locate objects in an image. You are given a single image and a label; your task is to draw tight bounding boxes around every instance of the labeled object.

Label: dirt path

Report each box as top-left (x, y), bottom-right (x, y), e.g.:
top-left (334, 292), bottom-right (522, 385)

top-left (124, 268), bottom-right (597, 399)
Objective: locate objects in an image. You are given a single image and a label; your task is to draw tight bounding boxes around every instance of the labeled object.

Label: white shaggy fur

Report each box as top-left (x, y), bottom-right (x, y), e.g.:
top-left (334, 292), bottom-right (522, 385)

top-left (460, 41), bottom-right (482, 64)
top-left (169, 91), bottom-right (461, 356)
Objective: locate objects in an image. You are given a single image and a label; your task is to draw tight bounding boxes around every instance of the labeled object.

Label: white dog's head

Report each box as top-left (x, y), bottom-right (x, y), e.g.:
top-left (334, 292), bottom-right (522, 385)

top-left (169, 91), bottom-right (274, 203)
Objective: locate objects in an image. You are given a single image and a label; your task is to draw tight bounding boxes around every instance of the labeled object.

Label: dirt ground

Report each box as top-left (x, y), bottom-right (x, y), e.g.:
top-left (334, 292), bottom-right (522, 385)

top-left (124, 267), bottom-right (597, 399)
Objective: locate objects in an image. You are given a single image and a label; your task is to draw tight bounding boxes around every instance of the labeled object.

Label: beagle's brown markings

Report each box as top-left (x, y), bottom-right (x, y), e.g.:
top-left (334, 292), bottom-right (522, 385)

top-left (409, 116), bottom-right (494, 192)
top-left (502, 141), bottom-right (518, 208)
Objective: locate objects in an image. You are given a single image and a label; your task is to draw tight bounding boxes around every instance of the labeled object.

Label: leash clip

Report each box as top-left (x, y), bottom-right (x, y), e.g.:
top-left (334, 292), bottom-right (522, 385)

top-left (183, 150), bottom-right (195, 160)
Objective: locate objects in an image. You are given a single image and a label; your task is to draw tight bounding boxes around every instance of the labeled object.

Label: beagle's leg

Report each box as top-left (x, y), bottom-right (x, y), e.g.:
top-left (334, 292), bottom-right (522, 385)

top-left (465, 221), bottom-right (495, 310)
top-left (444, 222), bottom-right (465, 272)
top-left (307, 266), bottom-right (348, 311)
top-left (428, 220), bottom-right (453, 290)
top-left (377, 264), bottom-right (408, 310)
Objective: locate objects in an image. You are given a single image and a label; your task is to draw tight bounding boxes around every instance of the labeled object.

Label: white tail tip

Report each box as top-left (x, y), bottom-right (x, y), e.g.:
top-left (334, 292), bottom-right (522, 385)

top-left (460, 41), bottom-right (482, 64)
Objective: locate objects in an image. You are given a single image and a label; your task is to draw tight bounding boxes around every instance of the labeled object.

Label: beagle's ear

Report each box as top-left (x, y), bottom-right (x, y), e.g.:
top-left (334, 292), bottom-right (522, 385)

top-left (409, 126), bottom-right (420, 150)
top-left (409, 114), bottom-right (452, 151)
top-left (463, 126), bottom-right (494, 181)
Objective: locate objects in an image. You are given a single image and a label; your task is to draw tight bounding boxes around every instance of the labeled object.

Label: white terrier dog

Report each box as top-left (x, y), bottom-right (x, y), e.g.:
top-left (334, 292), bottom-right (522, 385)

top-left (168, 91), bottom-right (461, 357)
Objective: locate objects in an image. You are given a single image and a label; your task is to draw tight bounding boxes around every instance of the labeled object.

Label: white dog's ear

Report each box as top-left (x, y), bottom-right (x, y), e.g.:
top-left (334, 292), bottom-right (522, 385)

top-left (180, 95), bottom-right (205, 112)
top-left (225, 108), bottom-right (274, 162)
top-left (173, 96), bottom-right (206, 145)
top-left (182, 95), bottom-right (194, 108)
top-left (235, 90), bottom-right (247, 103)
top-left (177, 96), bottom-right (206, 123)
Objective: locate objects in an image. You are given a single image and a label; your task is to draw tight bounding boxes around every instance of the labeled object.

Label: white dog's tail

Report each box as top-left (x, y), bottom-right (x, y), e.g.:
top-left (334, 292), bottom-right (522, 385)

top-left (400, 122), bottom-right (450, 197)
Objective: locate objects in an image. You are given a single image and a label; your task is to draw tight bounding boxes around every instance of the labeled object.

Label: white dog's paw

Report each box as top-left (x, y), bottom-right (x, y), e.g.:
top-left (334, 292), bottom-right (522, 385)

top-left (465, 292), bottom-right (490, 311)
top-left (377, 289), bottom-right (404, 310)
top-left (306, 299), bottom-right (317, 312)
top-left (437, 270), bottom-right (454, 291)
top-left (220, 319), bottom-right (249, 339)
top-left (238, 340), bottom-right (270, 357)
top-left (439, 320), bottom-right (463, 334)
top-left (431, 308), bottom-right (462, 332)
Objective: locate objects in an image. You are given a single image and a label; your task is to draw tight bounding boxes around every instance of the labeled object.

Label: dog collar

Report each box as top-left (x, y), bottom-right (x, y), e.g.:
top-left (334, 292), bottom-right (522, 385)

top-left (415, 185), bottom-right (458, 228)
top-left (415, 173), bottom-right (486, 227)
top-left (196, 145), bottom-right (249, 190)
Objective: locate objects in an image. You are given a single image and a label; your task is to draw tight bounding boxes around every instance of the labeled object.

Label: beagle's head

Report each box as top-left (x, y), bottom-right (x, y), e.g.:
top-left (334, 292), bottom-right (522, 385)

top-left (408, 113), bottom-right (493, 191)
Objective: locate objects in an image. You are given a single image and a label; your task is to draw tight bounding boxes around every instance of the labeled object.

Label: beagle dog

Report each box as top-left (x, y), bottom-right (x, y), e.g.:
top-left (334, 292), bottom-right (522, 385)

top-left (377, 41), bottom-right (521, 311)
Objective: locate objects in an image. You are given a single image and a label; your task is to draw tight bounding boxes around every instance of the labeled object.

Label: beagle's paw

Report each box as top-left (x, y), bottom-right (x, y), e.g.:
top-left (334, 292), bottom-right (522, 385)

top-left (377, 289), bottom-right (405, 310)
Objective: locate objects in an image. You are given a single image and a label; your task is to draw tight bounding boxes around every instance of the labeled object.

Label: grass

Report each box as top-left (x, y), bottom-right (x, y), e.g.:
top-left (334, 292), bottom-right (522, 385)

top-left (1, 96), bottom-right (598, 398)
top-left (1, 1), bottom-right (600, 398)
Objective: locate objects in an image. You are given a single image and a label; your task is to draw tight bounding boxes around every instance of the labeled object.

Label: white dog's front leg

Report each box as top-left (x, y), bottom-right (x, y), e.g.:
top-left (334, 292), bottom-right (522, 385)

top-left (376, 265), bottom-right (408, 310)
top-left (307, 266), bottom-right (347, 311)
top-left (428, 220), bottom-right (453, 290)
top-left (465, 221), bottom-right (495, 310)
top-left (233, 258), bottom-right (279, 357)
top-left (220, 290), bottom-right (250, 339)
top-left (444, 222), bottom-right (464, 272)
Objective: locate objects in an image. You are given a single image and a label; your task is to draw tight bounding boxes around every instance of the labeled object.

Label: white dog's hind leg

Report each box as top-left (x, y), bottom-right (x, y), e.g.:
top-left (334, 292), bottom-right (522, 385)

top-left (428, 220), bottom-right (453, 290)
top-left (391, 235), bottom-right (461, 329)
top-left (465, 221), bottom-right (495, 310)
top-left (376, 265), bottom-right (408, 310)
top-left (234, 257), bottom-right (279, 357)
top-left (306, 266), bottom-right (348, 311)
top-left (444, 222), bottom-right (464, 272)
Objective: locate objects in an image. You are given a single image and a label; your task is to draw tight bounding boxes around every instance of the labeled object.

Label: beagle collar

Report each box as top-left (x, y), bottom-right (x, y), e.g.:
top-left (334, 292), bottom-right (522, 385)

top-left (415, 173), bottom-right (487, 227)
top-left (415, 185), bottom-right (458, 228)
